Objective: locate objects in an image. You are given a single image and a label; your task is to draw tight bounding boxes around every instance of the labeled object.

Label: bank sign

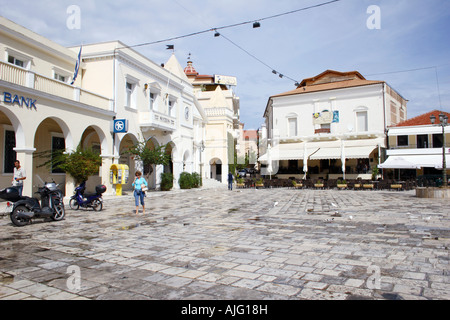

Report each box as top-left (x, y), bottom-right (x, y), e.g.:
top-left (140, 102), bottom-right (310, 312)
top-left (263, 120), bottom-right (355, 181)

top-left (1, 92), bottom-right (37, 110)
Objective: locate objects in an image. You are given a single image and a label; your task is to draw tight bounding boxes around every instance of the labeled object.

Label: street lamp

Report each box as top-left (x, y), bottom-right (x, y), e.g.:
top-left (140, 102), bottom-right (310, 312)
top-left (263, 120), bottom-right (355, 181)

top-left (430, 113), bottom-right (448, 187)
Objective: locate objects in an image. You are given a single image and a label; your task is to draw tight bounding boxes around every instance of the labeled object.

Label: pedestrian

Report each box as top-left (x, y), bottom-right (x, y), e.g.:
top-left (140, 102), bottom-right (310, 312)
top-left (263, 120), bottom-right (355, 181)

top-left (228, 172), bottom-right (233, 190)
top-left (12, 160), bottom-right (26, 196)
top-left (132, 171), bottom-right (148, 215)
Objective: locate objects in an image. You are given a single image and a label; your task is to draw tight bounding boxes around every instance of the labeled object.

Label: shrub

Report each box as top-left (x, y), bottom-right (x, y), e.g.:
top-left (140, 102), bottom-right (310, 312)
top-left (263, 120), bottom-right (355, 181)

top-left (179, 172), bottom-right (193, 189)
top-left (191, 172), bottom-right (201, 188)
top-left (160, 172), bottom-right (173, 191)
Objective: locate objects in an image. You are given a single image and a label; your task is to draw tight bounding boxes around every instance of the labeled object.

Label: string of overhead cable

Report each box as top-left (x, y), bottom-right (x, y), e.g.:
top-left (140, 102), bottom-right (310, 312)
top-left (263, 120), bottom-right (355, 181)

top-left (117, 0), bottom-right (342, 85)
top-left (218, 33), bottom-right (300, 84)
top-left (120, 0), bottom-right (341, 50)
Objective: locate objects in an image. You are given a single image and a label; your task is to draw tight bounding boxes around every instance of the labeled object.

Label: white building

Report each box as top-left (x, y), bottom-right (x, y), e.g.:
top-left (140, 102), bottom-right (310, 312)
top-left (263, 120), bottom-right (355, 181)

top-left (0, 16), bottom-right (114, 197)
top-left (0, 16), bottom-right (206, 197)
top-left (260, 70), bottom-right (408, 180)
top-left (380, 110), bottom-right (450, 182)
top-left (184, 60), bottom-right (240, 184)
top-left (78, 42), bottom-right (207, 191)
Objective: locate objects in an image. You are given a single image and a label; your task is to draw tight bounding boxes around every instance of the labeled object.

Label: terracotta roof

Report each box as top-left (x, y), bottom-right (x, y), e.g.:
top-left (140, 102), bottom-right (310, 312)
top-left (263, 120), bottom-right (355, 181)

top-left (184, 61), bottom-right (198, 76)
top-left (243, 130), bottom-right (258, 140)
top-left (299, 69), bottom-right (366, 86)
top-left (391, 110), bottom-right (450, 127)
top-left (271, 78), bottom-right (385, 98)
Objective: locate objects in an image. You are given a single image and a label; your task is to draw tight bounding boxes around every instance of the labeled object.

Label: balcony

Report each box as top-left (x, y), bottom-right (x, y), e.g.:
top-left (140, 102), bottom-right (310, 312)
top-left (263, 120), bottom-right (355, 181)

top-left (139, 110), bottom-right (177, 133)
top-left (204, 107), bottom-right (237, 120)
top-left (0, 61), bottom-right (112, 111)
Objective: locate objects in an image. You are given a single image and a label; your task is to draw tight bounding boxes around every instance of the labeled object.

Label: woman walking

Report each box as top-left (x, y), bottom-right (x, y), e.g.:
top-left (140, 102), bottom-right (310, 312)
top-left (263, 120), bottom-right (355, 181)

top-left (132, 171), bottom-right (148, 215)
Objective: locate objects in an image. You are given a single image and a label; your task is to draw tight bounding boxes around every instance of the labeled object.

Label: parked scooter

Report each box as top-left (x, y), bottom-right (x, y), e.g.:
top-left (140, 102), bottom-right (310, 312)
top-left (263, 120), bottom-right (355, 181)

top-left (69, 181), bottom-right (106, 211)
top-left (0, 177), bottom-right (65, 227)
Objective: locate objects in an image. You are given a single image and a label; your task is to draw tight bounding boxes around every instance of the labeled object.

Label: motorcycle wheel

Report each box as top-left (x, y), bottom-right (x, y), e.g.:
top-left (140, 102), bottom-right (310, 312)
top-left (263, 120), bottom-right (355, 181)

top-left (52, 204), bottom-right (65, 221)
top-left (10, 205), bottom-right (30, 227)
top-left (91, 199), bottom-right (102, 211)
top-left (69, 199), bottom-right (79, 210)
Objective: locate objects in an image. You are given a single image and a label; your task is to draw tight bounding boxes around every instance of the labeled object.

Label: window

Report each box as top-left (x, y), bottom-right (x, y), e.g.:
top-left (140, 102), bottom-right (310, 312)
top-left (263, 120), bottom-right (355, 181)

top-left (4, 130), bottom-right (16, 174)
top-left (126, 82), bottom-right (133, 107)
top-left (52, 136), bottom-right (65, 174)
top-left (288, 118), bottom-right (297, 137)
top-left (397, 135), bottom-right (408, 147)
top-left (149, 93), bottom-right (155, 110)
top-left (356, 111), bottom-right (368, 132)
top-left (54, 73), bottom-right (67, 83)
top-left (432, 134), bottom-right (443, 148)
top-left (417, 135), bottom-right (428, 148)
top-left (168, 100), bottom-right (174, 116)
top-left (8, 55), bottom-right (24, 68)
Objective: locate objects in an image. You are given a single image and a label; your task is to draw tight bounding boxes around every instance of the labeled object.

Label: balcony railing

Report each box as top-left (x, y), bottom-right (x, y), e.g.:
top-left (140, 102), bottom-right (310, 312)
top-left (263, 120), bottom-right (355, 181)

top-left (139, 110), bottom-right (177, 132)
top-left (204, 107), bottom-right (235, 118)
top-left (0, 61), bottom-right (112, 111)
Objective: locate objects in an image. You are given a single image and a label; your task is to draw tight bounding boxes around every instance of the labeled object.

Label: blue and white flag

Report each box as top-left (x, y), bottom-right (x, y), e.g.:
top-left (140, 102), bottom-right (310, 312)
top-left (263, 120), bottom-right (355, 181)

top-left (70, 46), bottom-right (82, 85)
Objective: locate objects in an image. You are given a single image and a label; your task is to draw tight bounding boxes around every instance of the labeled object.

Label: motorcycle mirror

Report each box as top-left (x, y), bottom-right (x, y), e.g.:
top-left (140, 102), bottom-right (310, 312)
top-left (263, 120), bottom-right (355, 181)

top-left (35, 174), bottom-right (45, 185)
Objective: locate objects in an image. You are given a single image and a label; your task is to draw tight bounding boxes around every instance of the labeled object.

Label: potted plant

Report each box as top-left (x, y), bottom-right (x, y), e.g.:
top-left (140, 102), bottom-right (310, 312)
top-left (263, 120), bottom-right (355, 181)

top-left (292, 180), bottom-right (302, 189)
top-left (337, 179), bottom-right (347, 189)
top-left (255, 178), bottom-right (264, 188)
top-left (314, 179), bottom-right (324, 188)
top-left (236, 178), bottom-right (245, 188)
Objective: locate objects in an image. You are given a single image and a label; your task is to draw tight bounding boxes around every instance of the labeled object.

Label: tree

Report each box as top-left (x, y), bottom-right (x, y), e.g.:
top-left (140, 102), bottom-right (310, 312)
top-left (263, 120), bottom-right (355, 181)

top-left (124, 138), bottom-right (171, 180)
top-left (35, 144), bottom-right (102, 184)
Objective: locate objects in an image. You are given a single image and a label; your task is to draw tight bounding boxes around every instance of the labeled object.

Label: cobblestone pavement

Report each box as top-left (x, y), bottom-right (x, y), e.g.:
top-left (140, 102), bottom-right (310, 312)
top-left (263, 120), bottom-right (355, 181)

top-left (0, 187), bottom-right (449, 300)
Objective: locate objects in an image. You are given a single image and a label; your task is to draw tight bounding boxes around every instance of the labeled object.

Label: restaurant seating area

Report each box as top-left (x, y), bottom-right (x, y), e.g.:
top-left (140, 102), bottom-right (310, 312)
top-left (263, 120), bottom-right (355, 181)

top-left (236, 178), bottom-right (418, 191)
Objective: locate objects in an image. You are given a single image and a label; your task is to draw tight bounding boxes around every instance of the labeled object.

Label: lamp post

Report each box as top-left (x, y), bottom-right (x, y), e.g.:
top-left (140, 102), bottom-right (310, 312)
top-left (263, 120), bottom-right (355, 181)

top-left (430, 113), bottom-right (448, 187)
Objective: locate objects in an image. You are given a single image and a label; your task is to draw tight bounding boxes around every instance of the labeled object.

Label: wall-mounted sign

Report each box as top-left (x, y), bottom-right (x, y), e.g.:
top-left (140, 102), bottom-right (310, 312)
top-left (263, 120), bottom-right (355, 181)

top-left (2, 92), bottom-right (37, 109)
top-left (214, 75), bottom-right (237, 86)
top-left (113, 119), bottom-right (128, 133)
top-left (313, 110), bottom-right (339, 124)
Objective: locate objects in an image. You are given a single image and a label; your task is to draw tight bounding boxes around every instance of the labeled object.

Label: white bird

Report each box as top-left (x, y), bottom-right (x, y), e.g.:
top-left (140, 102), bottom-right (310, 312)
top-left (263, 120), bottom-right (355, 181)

top-left (331, 202), bottom-right (338, 207)
top-left (349, 215), bottom-right (353, 220)
top-left (274, 202), bottom-right (279, 207)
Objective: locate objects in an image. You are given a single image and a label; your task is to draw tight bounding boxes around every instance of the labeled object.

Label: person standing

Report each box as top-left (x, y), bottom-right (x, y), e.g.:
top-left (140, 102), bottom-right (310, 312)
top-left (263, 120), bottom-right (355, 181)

top-left (12, 160), bottom-right (26, 196)
top-left (132, 171), bottom-right (148, 215)
top-left (228, 172), bottom-right (234, 191)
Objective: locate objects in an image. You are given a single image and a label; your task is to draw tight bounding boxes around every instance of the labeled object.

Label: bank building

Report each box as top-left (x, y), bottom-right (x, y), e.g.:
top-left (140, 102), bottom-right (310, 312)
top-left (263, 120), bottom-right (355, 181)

top-left (0, 16), bottom-right (207, 197)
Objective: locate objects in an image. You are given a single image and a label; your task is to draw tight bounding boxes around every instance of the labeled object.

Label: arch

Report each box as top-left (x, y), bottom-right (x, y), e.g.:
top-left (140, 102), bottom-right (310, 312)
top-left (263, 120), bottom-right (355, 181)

top-left (209, 157), bottom-right (222, 182)
top-left (80, 124), bottom-right (109, 156)
top-left (182, 149), bottom-right (191, 172)
top-left (33, 116), bottom-right (73, 152)
top-left (0, 105), bottom-right (26, 148)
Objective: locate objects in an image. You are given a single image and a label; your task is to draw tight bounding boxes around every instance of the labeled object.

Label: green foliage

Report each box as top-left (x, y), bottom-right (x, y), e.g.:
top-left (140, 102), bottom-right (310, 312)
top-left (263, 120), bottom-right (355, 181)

top-left (191, 172), bottom-right (201, 188)
top-left (160, 172), bottom-right (174, 191)
top-left (35, 144), bottom-right (102, 184)
top-left (179, 172), bottom-right (194, 189)
top-left (179, 172), bottom-right (201, 189)
top-left (124, 138), bottom-right (171, 179)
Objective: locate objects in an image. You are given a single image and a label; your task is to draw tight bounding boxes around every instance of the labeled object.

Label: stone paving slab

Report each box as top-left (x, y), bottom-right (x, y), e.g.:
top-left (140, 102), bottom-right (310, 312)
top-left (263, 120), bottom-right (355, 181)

top-left (0, 187), bottom-right (449, 300)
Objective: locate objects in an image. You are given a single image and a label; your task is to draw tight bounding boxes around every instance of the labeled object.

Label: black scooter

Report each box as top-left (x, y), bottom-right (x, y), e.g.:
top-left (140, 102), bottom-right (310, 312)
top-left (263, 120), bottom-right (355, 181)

top-left (0, 179), bottom-right (65, 227)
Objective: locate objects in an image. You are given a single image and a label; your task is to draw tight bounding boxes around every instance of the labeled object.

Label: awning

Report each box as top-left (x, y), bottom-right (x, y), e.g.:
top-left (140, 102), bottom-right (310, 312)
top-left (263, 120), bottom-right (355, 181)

top-left (378, 156), bottom-right (421, 169)
top-left (379, 155), bottom-right (450, 169)
top-left (259, 143), bottom-right (306, 162)
top-left (345, 146), bottom-right (378, 159)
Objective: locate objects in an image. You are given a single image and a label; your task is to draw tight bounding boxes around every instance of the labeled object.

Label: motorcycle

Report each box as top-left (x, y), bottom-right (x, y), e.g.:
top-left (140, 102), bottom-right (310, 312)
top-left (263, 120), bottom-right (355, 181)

top-left (0, 177), bottom-right (65, 227)
top-left (69, 181), bottom-right (106, 211)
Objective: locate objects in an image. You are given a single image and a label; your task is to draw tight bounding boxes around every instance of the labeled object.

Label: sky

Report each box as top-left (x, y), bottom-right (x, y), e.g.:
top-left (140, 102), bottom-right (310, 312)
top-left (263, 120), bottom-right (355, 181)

top-left (1, 0), bottom-right (449, 130)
